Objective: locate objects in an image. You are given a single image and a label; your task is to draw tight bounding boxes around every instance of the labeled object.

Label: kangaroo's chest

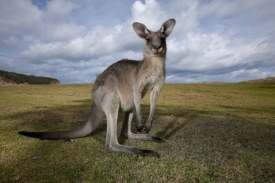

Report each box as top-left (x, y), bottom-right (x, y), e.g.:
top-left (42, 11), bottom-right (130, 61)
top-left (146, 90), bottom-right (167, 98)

top-left (141, 57), bottom-right (165, 91)
top-left (146, 64), bottom-right (164, 84)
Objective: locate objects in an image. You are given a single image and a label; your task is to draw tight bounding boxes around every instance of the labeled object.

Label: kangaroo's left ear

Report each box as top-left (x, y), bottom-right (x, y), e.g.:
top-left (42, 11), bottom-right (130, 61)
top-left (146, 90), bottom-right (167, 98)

top-left (159, 19), bottom-right (176, 37)
top-left (133, 22), bottom-right (150, 39)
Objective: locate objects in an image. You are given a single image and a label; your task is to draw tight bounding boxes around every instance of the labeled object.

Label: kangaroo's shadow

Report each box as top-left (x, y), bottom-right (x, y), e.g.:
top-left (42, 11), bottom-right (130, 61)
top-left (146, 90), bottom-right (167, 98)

top-left (118, 116), bottom-right (188, 145)
top-left (155, 118), bottom-right (188, 140)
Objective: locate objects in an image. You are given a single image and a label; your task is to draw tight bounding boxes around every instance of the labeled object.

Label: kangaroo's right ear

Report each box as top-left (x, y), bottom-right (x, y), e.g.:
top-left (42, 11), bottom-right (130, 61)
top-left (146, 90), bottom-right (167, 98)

top-left (160, 19), bottom-right (176, 37)
top-left (132, 22), bottom-right (150, 39)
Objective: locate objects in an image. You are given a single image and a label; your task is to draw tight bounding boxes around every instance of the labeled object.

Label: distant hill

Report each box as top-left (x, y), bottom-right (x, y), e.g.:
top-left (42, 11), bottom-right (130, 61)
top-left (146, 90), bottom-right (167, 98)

top-left (0, 70), bottom-right (60, 85)
top-left (241, 77), bottom-right (275, 84)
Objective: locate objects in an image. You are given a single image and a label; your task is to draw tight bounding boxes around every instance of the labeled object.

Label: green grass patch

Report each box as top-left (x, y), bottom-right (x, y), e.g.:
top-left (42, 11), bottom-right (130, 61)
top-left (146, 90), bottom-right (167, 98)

top-left (1, 83), bottom-right (274, 182)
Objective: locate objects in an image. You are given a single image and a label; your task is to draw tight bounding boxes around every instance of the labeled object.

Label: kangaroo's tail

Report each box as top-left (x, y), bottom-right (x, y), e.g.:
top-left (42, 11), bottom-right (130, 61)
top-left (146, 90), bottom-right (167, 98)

top-left (18, 104), bottom-right (104, 140)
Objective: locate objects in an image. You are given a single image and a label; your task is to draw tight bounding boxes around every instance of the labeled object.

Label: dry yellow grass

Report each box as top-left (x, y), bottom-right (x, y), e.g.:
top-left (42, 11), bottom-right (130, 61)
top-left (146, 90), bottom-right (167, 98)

top-left (0, 83), bottom-right (274, 182)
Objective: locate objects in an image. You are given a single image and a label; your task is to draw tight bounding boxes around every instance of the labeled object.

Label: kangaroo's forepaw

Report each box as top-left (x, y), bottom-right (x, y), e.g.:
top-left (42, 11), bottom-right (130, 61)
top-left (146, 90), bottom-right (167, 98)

top-left (136, 124), bottom-right (144, 132)
top-left (143, 125), bottom-right (151, 134)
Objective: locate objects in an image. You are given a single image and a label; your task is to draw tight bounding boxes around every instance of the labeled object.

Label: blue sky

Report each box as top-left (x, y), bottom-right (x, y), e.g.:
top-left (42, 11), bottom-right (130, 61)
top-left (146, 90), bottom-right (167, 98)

top-left (0, 0), bottom-right (274, 83)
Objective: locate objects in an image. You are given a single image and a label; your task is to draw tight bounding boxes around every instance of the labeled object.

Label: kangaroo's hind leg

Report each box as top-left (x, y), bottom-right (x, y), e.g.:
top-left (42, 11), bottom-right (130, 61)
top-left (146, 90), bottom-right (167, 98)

top-left (99, 75), bottom-right (160, 157)
top-left (105, 109), bottom-right (160, 157)
top-left (103, 100), bottom-right (160, 157)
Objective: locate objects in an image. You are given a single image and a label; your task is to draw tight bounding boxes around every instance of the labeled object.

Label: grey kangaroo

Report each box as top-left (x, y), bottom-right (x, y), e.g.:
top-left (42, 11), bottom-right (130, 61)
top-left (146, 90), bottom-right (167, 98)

top-left (18, 19), bottom-right (176, 157)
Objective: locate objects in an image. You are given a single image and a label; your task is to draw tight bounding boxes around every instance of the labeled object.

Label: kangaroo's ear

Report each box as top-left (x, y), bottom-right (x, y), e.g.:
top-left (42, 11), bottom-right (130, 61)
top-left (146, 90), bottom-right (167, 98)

top-left (132, 22), bottom-right (150, 39)
top-left (159, 19), bottom-right (176, 37)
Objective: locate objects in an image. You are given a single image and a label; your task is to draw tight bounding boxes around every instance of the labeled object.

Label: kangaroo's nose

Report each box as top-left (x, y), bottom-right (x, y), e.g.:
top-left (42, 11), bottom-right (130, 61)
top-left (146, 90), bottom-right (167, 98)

top-left (153, 44), bottom-right (162, 49)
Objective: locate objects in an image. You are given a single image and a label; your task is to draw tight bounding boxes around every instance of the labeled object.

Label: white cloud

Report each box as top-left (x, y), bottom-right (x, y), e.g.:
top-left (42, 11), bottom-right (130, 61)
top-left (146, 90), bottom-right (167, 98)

top-left (167, 31), bottom-right (271, 76)
top-left (198, 0), bottom-right (273, 19)
top-left (42, 0), bottom-right (87, 42)
top-left (131, 0), bottom-right (167, 28)
top-left (20, 23), bottom-right (140, 63)
top-left (0, 0), bottom-right (275, 83)
top-left (0, 0), bottom-right (42, 38)
top-left (0, 0), bottom-right (43, 56)
top-left (0, 56), bottom-right (16, 71)
top-left (45, 0), bottom-right (76, 23)
top-left (42, 22), bottom-right (87, 42)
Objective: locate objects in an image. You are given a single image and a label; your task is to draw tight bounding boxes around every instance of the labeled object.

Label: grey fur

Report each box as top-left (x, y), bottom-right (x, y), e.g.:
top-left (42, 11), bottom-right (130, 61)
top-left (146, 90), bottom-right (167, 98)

top-left (18, 19), bottom-right (176, 157)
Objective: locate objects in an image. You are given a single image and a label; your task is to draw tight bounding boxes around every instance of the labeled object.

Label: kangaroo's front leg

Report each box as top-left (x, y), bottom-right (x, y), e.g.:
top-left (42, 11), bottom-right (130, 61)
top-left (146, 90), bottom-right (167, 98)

top-left (133, 85), bottom-right (143, 132)
top-left (120, 111), bottom-right (164, 143)
top-left (144, 86), bottom-right (162, 133)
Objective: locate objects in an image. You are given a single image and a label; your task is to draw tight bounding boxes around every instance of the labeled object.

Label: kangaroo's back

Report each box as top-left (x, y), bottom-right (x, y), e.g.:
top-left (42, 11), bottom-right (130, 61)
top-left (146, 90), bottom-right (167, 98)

top-left (93, 59), bottom-right (140, 92)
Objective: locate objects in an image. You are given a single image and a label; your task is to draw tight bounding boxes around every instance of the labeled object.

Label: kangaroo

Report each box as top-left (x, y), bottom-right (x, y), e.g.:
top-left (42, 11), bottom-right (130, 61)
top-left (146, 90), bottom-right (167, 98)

top-left (18, 19), bottom-right (176, 157)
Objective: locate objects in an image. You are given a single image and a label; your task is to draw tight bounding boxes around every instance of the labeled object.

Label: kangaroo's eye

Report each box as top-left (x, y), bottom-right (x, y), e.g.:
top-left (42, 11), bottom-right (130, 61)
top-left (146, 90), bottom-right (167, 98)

top-left (161, 35), bottom-right (166, 40)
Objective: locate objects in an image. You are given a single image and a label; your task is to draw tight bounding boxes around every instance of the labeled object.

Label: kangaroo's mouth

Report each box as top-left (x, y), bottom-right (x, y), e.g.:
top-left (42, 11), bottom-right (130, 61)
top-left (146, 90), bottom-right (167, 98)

top-left (152, 47), bottom-right (164, 54)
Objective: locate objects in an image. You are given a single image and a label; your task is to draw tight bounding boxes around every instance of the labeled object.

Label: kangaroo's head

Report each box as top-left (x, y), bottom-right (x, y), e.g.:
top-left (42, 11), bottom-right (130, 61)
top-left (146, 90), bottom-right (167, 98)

top-left (132, 19), bottom-right (176, 57)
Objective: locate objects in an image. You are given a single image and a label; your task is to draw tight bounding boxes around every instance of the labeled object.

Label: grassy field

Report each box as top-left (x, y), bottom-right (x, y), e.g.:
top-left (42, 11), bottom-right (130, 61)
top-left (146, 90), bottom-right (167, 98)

top-left (0, 83), bottom-right (274, 182)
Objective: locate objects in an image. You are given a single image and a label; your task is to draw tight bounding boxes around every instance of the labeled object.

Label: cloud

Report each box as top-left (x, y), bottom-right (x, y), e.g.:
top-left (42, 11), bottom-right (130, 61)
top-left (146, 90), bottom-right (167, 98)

top-left (0, 0), bottom-right (274, 84)
top-left (131, 0), bottom-right (167, 28)
top-left (0, 0), bottom-right (42, 38)
top-left (20, 24), bottom-right (142, 63)
top-left (45, 0), bottom-right (76, 22)
top-left (167, 30), bottom-right (275, 82)
top-left (199, 0), bottom-right (275, 20)
top-left (42, 0), bottom-right (87, 42)
top-left (0, 0), bottom-right (42, 57)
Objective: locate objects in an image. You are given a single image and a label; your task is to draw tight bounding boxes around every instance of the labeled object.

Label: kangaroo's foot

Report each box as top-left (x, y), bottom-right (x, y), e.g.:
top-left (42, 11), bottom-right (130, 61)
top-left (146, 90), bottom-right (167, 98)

top-left (121, 132), bottom-right (164, 143)
top-left (106, 143), bottom-right (160, 158)
top-left (133, 148), bottom-right (160, 158)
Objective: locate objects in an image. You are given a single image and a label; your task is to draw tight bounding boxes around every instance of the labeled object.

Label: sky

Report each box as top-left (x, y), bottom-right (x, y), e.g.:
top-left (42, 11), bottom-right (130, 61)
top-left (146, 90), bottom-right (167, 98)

top-left (0, 0), bottom-right (275, 84)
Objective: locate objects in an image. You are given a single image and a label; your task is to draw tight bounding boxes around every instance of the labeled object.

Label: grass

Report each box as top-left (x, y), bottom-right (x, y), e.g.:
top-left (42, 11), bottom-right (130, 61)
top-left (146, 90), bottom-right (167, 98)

top-left (0, 83), bottom-right (274, 182)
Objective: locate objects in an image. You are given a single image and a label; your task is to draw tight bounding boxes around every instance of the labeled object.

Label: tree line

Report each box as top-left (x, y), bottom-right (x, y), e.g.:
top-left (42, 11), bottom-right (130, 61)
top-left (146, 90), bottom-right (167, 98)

top-left (0, 70), bottom-right (60, 85)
